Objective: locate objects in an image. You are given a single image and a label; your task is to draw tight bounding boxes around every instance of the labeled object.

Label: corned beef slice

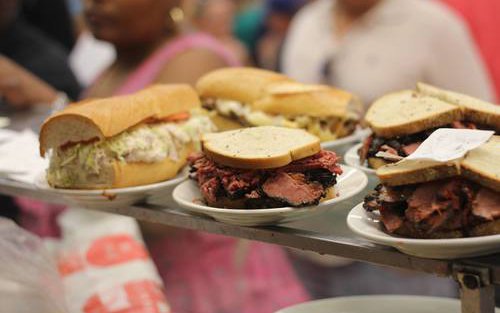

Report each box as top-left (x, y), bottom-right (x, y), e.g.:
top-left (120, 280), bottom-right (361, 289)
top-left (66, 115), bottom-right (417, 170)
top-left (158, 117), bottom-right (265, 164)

top-left (188, 151), bottom-right (342, 208)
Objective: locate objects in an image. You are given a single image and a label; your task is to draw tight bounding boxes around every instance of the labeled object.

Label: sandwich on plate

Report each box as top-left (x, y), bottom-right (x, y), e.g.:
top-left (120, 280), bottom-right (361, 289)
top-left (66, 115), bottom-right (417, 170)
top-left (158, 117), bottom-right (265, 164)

top-left (196, 67), bottom-right (362, 141)
top-left (359, 83), bottom-right (500, 169)
top-left (40, 85), bottom-right (215, 189)
top-left (188, 126), bottom-right (343, 209)
top-left (363, 136), bottom-right (500, 238)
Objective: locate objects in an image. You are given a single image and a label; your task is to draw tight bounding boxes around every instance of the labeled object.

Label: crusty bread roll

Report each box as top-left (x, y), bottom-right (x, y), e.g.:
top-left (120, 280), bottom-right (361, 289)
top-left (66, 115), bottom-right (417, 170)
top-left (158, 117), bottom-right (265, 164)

top-left (201, 126), bottom-right (321, 169)
top-left (365, 90), bottom-right (463, 138)
top-left (196, 67), bottom-right (290, 104)
top-left (40, 84), bottom-right (200, 156)
top-left (42, 84), bottom-right (203, 189)
top-left (253, 82), bottom-right (363, 119)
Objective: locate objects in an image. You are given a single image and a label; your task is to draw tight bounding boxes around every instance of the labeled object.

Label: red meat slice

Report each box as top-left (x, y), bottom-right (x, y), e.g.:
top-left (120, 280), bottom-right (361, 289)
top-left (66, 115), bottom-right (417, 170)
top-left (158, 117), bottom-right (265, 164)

top-left (472, 188), bottom-right (500, 221)
top-left (262, 172), bottom-right (324, 206)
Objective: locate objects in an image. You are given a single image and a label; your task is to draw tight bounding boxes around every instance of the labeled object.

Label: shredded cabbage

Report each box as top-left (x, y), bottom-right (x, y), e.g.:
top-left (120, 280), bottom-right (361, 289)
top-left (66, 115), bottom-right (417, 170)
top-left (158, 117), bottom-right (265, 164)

top-left (47, 114), bottom-right (215, 186)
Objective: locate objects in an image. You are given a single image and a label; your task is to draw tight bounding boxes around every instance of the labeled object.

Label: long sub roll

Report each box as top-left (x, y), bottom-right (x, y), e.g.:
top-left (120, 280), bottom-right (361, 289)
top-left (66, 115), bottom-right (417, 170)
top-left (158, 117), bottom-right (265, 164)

top-left (40, 84), bottom-right (215, 189)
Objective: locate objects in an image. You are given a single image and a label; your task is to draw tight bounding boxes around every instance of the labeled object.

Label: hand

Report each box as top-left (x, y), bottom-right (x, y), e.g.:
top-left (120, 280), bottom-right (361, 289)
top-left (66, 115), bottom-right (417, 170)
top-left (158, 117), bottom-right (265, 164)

top-left (0, 55), bottom-right (58, 108)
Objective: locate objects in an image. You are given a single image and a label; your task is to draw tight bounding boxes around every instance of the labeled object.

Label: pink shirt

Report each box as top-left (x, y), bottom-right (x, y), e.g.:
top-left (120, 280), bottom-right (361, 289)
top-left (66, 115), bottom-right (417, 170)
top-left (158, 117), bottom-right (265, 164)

top-left (18, 32), bottom-right (308, 313)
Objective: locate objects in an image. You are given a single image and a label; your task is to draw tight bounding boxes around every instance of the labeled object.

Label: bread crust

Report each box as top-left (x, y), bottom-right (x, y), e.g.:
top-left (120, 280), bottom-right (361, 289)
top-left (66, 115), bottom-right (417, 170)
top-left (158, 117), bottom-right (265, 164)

top-left (111, 144), bottom-right (192, 188)
top-left (196, 67), bottom-right (290, 104)
top-left (40, 84), bottom-right (200, 155)
top-left (201, 126), bottom-right (321, 169)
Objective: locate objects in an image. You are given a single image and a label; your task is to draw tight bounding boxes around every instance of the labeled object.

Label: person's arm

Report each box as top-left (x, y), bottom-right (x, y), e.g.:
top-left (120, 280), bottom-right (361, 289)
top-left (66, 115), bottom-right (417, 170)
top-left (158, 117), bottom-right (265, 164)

top-left (424, 6), bottom-right (495, 102)
top-left (0, 55), bottom-right (59, 108)
top-left (153, 48), bottom-right (229, 86)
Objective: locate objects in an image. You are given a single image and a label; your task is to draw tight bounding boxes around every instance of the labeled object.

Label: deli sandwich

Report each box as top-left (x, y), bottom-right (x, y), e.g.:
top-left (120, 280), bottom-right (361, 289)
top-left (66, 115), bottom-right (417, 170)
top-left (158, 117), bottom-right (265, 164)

top-left (196, 67), bottom-right (362, 141)
top-left (40, 85), bottom-right (215, 189)
top-left (188, 126), bottom-right (343, 209)
top-left (364, 136), bottom-right (500, 238)
top-left (359, 83), bottom-right (500, 169)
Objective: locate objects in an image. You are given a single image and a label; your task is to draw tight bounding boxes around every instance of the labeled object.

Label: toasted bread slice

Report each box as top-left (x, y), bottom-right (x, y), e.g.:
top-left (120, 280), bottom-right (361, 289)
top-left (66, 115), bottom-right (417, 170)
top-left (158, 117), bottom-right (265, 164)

top-left (365, 90), bottom-right (463, 138)
top-left (461, 136), bottom-right (500, 192)
top-left (376, 159), bottom-right (461, 186)
top-left (196, 67), bottom-right (291, 105)
top-left (40, 84), bottom-right (200, 156)
top-left (253, 82), bottom-right (363, 119)
top-left (417, 83), bottom-right (500, 130)
top-left (201, 126), bottom-right (320, 169)
top-left (367, 157), bottom-right (390, 170)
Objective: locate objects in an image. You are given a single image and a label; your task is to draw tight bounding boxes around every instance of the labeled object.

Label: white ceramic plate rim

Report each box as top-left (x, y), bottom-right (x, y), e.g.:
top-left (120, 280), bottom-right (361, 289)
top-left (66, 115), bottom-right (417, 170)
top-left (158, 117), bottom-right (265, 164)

top-left (276, 295), bottom-right (466, 313)
top-left (347, 202), bottom-right (500, 246)
top-left (321, 128), bottom-right (371, 149)
top-left (173, 165), bottom-right (368, 214)
top-left (34, 168), bottom-right (188, 195)
top-left (344, 143), bottom-right (376, 174)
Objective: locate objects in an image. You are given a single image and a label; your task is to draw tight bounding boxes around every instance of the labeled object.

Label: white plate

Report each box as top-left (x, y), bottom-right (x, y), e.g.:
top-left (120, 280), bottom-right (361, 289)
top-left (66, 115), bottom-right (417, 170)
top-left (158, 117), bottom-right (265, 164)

top-left (34, 171), bottom-right (187, 210)
top-left (347, 203), bottom-right (500, 259)
top-left (344, 143), bottom-right (376, 175)
top-left (173, 165), bottom-right (368, 226)
top-left (276, 295), bottom-right (500, 313)
top-left (321, 128), bottom-right (371, 154)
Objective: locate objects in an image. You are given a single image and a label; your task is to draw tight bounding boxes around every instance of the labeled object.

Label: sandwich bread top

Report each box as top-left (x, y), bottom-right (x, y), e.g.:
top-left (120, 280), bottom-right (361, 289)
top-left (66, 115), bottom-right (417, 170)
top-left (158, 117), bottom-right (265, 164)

top-left (461, 136), bottom-right (500, 192)
top-left (417, 83), bottom-right (500, 130)
top-left (40, 84), bottom-right (200, 156)
top-left (376, 135), bottom-right (500, 191)
top-left (366, 84), bottom-right (500, 138)
top-left (196, 67), bottom-right (291, 104)
top-left (365, 90), bottom-right (462, 138)
top-left (253, 82), bottom-right (363, 119)
top-left (201, 126), bottom-right (321, 169)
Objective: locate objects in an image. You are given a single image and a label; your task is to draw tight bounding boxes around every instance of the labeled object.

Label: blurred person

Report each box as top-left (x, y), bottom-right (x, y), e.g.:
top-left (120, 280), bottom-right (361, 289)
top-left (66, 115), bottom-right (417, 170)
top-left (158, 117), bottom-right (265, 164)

top-left (191, 0), bottom-right (249, 65)
top-left (0, 0), bottom-right (80, 100)
top-left (17, 1), bottom-right (309, 313)
top-left (441, 0), bottom-right (500, 102)
top-left (280, 0), bottom-right (493, 299)
top-left (233, 0), bottom-right (265, 54)
top-left (254, 0), bottom-right (306, 70)
top-left (282, 0), bottom-right (495, 105)
top-left (21, 0), bottom-right (76, 51)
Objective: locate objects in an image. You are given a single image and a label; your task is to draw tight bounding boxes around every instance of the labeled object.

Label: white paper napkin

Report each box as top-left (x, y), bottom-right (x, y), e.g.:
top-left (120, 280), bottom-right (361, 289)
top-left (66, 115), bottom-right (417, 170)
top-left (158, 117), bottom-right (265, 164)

top-left (406, 128), bottom-right (495, 162)
top-left (0, 129), bottom-right (48, 184)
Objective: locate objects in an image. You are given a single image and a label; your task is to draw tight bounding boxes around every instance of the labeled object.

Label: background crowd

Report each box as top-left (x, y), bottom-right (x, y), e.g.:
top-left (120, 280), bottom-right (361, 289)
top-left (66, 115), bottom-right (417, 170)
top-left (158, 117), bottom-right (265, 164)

top-left (0, 0), bottom-right (498, 312)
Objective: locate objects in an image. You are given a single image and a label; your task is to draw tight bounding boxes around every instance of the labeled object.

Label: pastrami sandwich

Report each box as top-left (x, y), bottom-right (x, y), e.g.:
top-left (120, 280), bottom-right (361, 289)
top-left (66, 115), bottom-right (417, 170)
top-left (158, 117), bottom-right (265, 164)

top-left (359, 83), bottom-right (500, 169)
top-left (188, 126), bottom-right (343, 209)
top-left (364, 136), bottom-right (500, 238)
top-left (196, 67), bottom-right (362, 141)
top-left (40, 85), bottom-right (215, 189)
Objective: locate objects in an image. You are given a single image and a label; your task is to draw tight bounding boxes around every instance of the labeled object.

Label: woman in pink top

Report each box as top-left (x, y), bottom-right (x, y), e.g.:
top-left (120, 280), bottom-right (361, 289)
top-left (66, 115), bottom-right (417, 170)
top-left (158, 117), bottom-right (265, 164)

top-left (82, 1), bottom-right (308, 312)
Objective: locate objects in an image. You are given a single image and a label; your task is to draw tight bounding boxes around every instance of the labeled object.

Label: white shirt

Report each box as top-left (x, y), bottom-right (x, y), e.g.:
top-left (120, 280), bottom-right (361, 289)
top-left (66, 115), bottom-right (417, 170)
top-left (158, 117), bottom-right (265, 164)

top-left (282, 0), bottom-right (495, 105)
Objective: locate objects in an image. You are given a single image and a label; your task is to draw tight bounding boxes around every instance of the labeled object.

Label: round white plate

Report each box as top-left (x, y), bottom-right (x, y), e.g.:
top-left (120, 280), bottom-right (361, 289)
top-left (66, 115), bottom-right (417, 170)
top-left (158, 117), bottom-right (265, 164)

top-left (34, 170), bottom-right (187, 210)
top-left (173, 165), bottom-right (368, 226)
top-left (344, 143), bottom-right (375, 175)
top-left (276, 295), bottom-right (500, 313)
top-left (347, 203), bottom-right (500, 259)
top-left (321, 128), bottom-right (371, 154)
